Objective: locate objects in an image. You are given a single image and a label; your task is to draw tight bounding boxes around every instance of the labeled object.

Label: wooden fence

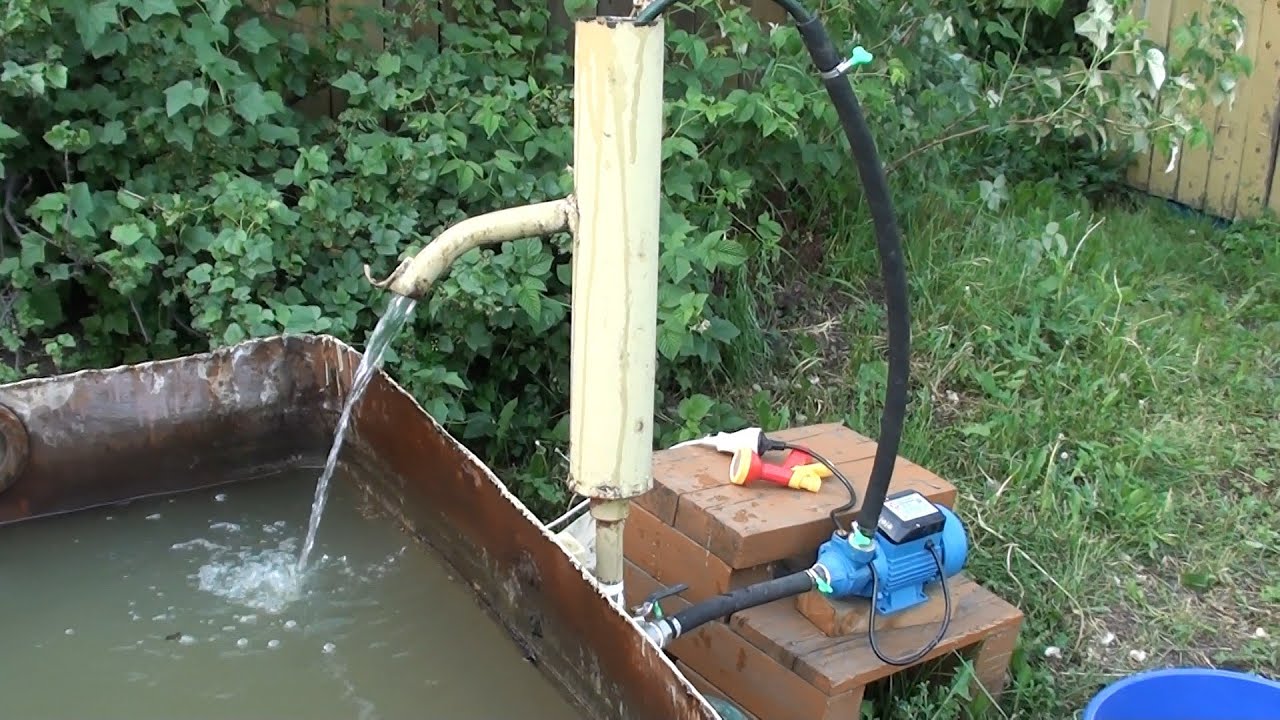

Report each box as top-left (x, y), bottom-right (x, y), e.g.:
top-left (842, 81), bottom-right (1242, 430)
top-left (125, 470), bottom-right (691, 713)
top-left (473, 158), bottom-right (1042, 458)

top-left (1128, 0), bottom-right (1280, 220)
top-left (278, 0), bottom-right (1280, 221)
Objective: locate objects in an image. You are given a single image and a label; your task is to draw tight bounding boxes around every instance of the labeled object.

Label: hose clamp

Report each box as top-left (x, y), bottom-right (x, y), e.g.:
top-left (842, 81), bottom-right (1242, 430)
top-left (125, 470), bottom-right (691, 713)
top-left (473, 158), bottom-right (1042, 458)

top-left (0, 403), bottom-right (30, 495)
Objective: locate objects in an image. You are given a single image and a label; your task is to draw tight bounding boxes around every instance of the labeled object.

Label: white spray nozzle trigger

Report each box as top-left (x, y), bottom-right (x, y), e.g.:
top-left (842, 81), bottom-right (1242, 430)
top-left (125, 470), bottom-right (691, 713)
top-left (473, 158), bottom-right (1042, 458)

top-left (668, 427), bottom-right (763, 454)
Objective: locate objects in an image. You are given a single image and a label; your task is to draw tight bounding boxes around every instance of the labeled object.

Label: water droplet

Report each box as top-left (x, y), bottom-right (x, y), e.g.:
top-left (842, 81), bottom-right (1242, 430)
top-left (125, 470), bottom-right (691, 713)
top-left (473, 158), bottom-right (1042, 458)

top-left (322, 642), bottom-right (336, 654)
top-left (65, 628), bottom-right (75, 636)
top-left (283, 620), bottom-right (298, 630)
top-left (215, 493), bottom-right (228, 502)
top-left (146, 513), bottom-right (162, 520)
top-left (236, 638), bottom-right (249, 649)
top-left (222, 626), bottom-right (236, 632)
top-left (179, 635), bottom-right (196, 646)
top-left (268, 639), bottom-right (280, 649)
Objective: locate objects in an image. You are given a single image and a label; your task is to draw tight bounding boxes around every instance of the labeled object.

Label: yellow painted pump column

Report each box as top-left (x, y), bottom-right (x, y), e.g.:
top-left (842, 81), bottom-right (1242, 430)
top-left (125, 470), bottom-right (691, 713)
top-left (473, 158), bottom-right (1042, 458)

top-left (568, 16), bottom-right (664, 606)
top-left (366, 15), bottom-right (664, 609)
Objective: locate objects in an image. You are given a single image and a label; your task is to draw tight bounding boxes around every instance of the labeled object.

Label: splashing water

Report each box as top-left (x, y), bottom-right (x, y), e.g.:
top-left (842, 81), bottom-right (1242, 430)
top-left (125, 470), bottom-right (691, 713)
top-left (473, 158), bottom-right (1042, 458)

top-left (297, 294), bottom-right (417, 572)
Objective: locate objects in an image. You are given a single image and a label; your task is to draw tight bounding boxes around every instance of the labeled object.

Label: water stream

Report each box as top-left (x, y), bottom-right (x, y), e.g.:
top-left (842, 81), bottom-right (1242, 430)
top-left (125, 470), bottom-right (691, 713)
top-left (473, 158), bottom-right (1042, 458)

top-left (298, 294), bottom-right (417, 572)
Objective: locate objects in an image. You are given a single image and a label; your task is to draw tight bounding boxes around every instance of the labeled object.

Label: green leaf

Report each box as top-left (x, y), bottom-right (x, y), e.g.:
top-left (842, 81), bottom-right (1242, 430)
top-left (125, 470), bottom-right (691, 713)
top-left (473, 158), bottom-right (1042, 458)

top-left (657, 323), bottom-right (684, 360)
top-left (224, 322), bottom-right (247, 345)
top-left (259, 124), bottom-right (299, 145)
top-left (516, 285), bottom-right (542, 322)
top-left (678, 394), bottom-right (716, 423)
top-left (663, 136), bottom-right (699, 160)
top-left (20, 236), bottom-right (45, 267)
top-left (164, 80), bottom-right (201, 116)
top-left (99, 120), bottom-right (126, 144)
top-left (205, 112), bottom-right (232, 137)
top-left (74, 1), bottom-right (119, 48)
top-left (232, 84), bottom-right (283, 123)
top-left (959, 422), bottom-right (994, 437)
top-left (47, 65), bottom-right (68, 90)
top-left (111, 223), bottom-right (143, 247)
top-left (0, 122), bottom-right (18, 141)
top-left (375, 53), bottom-right (402, 76)
top-left (135, 0), bottom-right (179, 20)
top-left (187, 264), bottom-right (213, 284)
top-left (705, 234), bottom-right (748, 267)
top-left (206, 0), bottom-right (232, 23)
top-left (235, 18), bottom-right (276, 53)
top-left (332, 71), bottom-right (368, 96)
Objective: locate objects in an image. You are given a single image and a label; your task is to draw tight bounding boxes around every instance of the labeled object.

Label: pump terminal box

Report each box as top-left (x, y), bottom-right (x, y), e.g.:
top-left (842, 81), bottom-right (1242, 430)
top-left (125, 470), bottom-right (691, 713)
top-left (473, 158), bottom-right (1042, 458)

top-left (877, 489), bottom-right (945, 544)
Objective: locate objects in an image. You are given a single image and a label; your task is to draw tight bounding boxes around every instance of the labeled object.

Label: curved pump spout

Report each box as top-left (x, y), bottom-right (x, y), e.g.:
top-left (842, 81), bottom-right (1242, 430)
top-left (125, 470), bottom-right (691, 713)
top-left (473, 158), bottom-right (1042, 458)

top-left (364, 199), bottom-right (577, 300)
top-left (366, 16), bottom-right (665, 609)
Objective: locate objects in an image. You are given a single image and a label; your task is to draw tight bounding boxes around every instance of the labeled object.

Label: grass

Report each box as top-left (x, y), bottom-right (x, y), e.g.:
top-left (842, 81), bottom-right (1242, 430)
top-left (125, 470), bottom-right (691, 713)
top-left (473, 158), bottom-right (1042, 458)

top-left (711, 178), bottom-right (1280, 718)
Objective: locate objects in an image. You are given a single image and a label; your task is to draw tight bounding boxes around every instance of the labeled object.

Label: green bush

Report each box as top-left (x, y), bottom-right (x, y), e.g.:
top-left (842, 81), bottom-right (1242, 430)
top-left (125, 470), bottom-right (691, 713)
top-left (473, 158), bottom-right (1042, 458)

top-left (0, 0), bottom-right (1247, 513)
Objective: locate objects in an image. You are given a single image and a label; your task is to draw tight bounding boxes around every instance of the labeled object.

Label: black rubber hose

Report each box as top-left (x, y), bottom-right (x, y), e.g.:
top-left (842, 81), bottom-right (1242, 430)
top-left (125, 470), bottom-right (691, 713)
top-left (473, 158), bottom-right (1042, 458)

top-left (635, 0), bottom-right (810, 24)
top-left (630, 0), bottom-right (911, 541)
top-left (663, 570), bottom-right (815, 639)
top-left (793, 14), bottom-right (910, 541)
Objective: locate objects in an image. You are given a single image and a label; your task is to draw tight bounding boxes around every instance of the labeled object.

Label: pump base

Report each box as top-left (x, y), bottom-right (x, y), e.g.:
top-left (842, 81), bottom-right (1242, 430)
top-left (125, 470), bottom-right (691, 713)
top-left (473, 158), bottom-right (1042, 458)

top-left (796, 581), bottom-right (947, 637)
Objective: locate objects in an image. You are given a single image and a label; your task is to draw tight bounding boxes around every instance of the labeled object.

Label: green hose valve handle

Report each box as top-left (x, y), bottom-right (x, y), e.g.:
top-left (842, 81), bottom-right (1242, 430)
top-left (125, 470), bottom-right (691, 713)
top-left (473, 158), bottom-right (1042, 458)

top-left (821, 45), bottom-right (874, 80)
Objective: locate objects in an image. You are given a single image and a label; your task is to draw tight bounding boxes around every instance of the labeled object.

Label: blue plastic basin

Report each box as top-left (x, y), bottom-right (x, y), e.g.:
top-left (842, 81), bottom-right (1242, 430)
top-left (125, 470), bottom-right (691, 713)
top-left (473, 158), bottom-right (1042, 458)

top-left (1084, 668), bottom-right (1280, 720)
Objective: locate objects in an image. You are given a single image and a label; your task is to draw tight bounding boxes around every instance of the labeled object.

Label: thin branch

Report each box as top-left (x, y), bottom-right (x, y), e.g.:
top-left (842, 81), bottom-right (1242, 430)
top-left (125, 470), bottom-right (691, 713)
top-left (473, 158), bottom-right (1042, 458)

top-left (885, 116), bottom-right (1050, 175)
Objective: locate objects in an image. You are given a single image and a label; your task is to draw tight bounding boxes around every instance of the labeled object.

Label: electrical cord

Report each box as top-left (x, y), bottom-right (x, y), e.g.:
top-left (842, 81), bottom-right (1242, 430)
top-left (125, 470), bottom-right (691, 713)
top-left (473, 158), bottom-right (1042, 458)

top-left (774, 439), bottom-right (857, 535)
top-left (867, 542), bottom-right (952, 666)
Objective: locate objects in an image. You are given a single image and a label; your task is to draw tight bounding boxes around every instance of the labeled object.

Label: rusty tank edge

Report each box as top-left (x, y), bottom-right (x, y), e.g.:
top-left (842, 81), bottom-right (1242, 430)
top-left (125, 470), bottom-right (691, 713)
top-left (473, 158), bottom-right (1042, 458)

top-left (0, 333), bottom-right (722, 720)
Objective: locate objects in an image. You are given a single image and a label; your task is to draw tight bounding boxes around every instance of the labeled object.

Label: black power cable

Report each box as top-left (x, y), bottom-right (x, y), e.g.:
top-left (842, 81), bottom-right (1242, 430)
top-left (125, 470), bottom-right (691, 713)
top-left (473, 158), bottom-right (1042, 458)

top-left (867, 542), bottom-right (952, 666)
top-left (634, 0), bottom-right (911, 543)
top-left (772, 438), bottom-right (857, 534)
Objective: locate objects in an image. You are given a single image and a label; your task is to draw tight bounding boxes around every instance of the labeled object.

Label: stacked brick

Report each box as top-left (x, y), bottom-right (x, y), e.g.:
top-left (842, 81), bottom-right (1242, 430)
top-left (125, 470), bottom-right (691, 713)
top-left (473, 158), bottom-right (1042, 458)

top-left (623, 424), bottom-right (1023, 720)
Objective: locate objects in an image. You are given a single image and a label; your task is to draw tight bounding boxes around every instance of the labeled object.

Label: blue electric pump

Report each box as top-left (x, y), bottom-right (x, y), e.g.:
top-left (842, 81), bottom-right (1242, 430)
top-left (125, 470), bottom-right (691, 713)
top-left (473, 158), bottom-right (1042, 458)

top-left (813, 489), bottom-right (969, 663)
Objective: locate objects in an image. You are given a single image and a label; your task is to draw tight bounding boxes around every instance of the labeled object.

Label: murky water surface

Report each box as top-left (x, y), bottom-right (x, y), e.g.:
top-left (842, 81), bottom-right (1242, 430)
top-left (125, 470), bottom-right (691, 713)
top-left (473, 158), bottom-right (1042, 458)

top-left (0, 469), bottom-right (581, 720)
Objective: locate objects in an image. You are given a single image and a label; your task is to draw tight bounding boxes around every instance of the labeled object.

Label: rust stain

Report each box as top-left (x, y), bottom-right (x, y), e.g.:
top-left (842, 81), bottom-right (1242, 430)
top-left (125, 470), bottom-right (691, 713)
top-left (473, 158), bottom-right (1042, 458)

top-left (0, 402), bottom-right (30, 494)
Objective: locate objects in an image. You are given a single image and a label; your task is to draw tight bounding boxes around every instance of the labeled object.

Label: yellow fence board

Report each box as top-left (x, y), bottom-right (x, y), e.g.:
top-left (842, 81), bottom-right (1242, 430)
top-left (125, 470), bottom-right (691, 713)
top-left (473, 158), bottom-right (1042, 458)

top-left (1249, 0), bottom-right (1280, 217)
top-left (1130, 0), bottom-right (1175, 191)
top-left (1205, 0), bottom-right (1265, 218)
top-left (1174, 2), bottom-right (1223, 209)
top-left (1130, 0), bottom-right (1280, 220)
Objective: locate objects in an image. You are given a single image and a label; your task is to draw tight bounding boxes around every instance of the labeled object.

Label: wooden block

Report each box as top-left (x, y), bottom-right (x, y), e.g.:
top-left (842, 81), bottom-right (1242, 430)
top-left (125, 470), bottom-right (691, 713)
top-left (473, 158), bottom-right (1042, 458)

top-left (643, 423), bottom-right (956, 571)
top-left (971, 621), bottom-right (1021, 699)
top-left (795, 580), bottom-right (952, 638)
top-left (624, 504), bottom-right (773, 605)
top-left (791, 577), bottom-right (1023, 696)
top-left (626, 561), bottom-right (864, 720)
top-left (636, 423), bottom-right (845, 526)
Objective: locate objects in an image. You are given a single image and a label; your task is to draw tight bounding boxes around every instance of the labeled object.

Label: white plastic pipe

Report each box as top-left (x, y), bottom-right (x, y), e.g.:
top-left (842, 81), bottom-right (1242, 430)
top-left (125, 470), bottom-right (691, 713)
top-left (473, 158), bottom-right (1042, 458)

top-left (569, 16), bottom-right (665, 605)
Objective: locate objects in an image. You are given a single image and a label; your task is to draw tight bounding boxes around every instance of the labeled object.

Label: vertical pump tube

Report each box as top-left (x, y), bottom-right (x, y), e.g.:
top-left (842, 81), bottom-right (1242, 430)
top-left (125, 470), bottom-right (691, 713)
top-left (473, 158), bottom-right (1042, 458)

top-left (569, 17), bottom-right (665, 605)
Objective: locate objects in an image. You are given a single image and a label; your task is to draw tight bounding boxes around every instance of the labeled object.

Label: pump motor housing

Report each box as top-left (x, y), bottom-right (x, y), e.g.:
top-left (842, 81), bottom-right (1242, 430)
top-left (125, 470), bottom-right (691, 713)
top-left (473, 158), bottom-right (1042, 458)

top-left (816, 490), bottom-right (968, 616)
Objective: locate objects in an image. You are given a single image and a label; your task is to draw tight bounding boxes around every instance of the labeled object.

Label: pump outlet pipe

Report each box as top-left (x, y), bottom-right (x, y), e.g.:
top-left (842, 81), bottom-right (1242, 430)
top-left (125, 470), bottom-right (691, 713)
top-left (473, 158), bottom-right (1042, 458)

top-left (367, 15), bottom-right (663, 608)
